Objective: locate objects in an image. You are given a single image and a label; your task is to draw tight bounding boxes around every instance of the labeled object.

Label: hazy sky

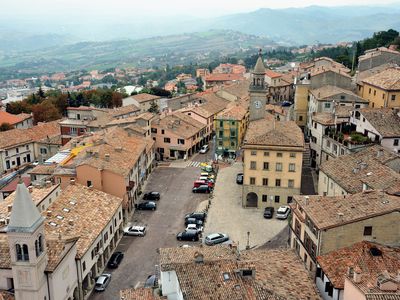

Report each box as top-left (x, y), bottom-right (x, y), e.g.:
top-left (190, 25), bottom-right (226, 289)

top-left (1, 0), bottom-right (398, 19)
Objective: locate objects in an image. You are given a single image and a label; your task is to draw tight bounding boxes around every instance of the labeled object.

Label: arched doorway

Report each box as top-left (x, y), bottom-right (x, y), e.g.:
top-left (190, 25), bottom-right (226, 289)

top-left (246, 192), bottom-right (258, 207)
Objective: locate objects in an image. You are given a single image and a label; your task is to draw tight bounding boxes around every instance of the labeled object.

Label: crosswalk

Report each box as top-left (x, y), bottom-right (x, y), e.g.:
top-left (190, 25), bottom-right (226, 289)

top-left (186, 161), bottom-right (202, 168)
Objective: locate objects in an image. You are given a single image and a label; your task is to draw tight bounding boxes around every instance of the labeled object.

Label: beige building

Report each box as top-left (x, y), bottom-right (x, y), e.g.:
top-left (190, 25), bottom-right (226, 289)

top-left (357, 67), bottom-right (400, 108)
top-left (316, 241), bottom-right (400, 300)
top-left (318, 145), bottom-right (400, 196)
top-left (122, 93), bottom-right (161, 112)
top-left (290, 190), bottom-right (400, 274)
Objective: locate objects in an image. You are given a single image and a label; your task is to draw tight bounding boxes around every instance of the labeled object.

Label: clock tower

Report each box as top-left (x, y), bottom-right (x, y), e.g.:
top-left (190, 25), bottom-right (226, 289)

top-left (249, 49), bottom-right (267, 121)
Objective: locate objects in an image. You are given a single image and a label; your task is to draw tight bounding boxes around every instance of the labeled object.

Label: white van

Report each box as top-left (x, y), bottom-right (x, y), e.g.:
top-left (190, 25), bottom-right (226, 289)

top-left (199, 145), bottom-right (209, 154)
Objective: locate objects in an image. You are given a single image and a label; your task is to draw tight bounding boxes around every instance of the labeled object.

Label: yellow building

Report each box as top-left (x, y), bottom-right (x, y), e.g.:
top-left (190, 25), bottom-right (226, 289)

top-left (292, 79), bottom-right (310, 129)
top-left (242, 114), bottom-right (304, 208)
top-left (215, 103), bottom-right (249, 157)
top-left (357, 67), bottom-right (400, 108)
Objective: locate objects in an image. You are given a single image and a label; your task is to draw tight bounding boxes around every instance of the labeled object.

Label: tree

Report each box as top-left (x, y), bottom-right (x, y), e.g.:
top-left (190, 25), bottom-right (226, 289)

top-left (111, 92), bottom-right (123, 108)
top-left (31, 100), bottom-right (62, 124)
top-left (148, 101), bottom-right (159, 114)
top-left (150, 87), bottom-right (171, 97)
top-left (0, 123), bottom-right (13, 132)
top-left (6, 101), bottom-right (31, 114)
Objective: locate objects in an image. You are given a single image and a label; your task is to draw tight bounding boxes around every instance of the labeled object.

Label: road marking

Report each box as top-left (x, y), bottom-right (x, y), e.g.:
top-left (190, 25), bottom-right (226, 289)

top-left (134, 281), bottom-right (141, 289)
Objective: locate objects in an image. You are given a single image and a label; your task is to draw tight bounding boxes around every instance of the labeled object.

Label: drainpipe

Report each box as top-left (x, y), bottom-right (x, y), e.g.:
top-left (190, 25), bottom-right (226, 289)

top-left (46, 272), bottom-right (51, 300)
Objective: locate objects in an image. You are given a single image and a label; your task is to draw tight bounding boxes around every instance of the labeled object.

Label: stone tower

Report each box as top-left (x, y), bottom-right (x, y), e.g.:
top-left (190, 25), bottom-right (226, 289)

top-left (249, 49), bottom-right (267, 121)
top-left (7, 181), bottom-right (49, 300)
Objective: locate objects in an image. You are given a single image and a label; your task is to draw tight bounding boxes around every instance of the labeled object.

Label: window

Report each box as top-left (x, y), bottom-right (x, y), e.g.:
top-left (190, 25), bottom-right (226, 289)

top-left (231, 121), bottom-right (235, 125)
top-left (262, 178), bottom-right (268, 186)
top-left (230, 130), bottom-right (236, 137)
top-left (161, 129), bottom-right (165, 134)
top-left (219, 121), bottom-right (223, 127)
top-left (299, 116), bottom-right (303, 121)
top-left (290, 153), bottom-right (296, 158)
top-left (249, 177), bottom-right (256, 185)
top-left (264, 151), bottom-right (269, 156)
top-left (87, 180), bottom-right (92, 187)
top-left (373, 90), bottom-right (376, 96)
top-left (262, 195), bottom-right (268, 202)
top-left (369, 88), bottom-right (371, 94)
top-left (277, 152), bottom-right (282, 157)
top-left (218, 141), bottom-right (223, 146)
top-left (314, 122), bottom-right (317, 129)
top-left (287, 196), bottom-right (293, 203)
top-left (16, 147), bottom-right (19, 153)
top-left (394, 139), bottom-right (399, 146)
top-left (178, 139), bottom-right (185, 145)
top-left (275, 179), bottom-right (281, 187)
top-left (231, 141), bottom-right (235, 147)
top-left (391, 95), bottom-right (396, 101)
top-left (383, 94), bottom-right (385, 100)
top-left (251, 150), bottom-right (257, 156)
top-left (26, 145), bottom-right (29, 150)
top-left (324, 103), bottom-right (331, 109)
top-left (151, 128), bottom-right (157, 133)
top-left (364, 226), bottom-right (372, 236)
top-left (274, 195), bottom-right (280, 203)
top-left (164, 137), bottom-right (170, 143)
top-left (219, 131), bottom-right (223, 138)
top-left (250, 161), bottom-right (257, 170)
top-left (288, 180), bottom-right (294, 188)
top-left (325, 282), bottom-right (334, 297)
top-left (82, 261), bottom-right (86, 271)
top-left (340, 95), bottom-right (345, 100)
top-left (276, 163), bottom-right (282, 171)
top-left (40, 148), bottom-right (47, 155)
top-left (263, 162), bottom-right (269, 170)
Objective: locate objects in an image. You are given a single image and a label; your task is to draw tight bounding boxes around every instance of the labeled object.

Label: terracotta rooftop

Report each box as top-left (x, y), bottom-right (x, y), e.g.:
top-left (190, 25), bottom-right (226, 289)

top-left (359, 47), bottom-right (400, 62)
top-left (0, 120), bottom-right (61, 149)
top-left (205, 73), bottom-right (244, 82)
top-left (153, 112), bottom-right (206, 139)
top-left (320, 145), bottom-right (400, 194)
top-left (362, 67), bottom-right (400, 90)
top-left (120, 288), bottom-right (163, 300)
top-left (107, 104), bottom-right (140, 117)
top-left (159, 246), bottom-right (321, 300)
top-left (309, 85), bottom-right (367, 102)
top-left (130, 93), bottom-right (161, 103)
top-left (334, 105), bottom-right (353, 118)
top-left (244, 116), bottom-right (304, 148)
top-left (44, 183), bottom-right (123, 258)
top-left (293, 190), bottom-right (400, 230)
top-left (0, 290), bottom-right (14, 300)
top-left (265, 70), bottom-right (282, 79)
top-left (359, 108), bottom-right (400, 138)
top-left (317, 241), bottom-right (400, 291)
top-left (28, 164), bottom-right (57, 175)
top-left (217, 103), bottom-right (248, 121)
top-left (219, 79), bottom-right (250, 99)
top-left (311, 113), bottom-right (336, 126)
top-left (0, 111), bottom-right (31, 126)
top-left (310, 65), bottom-right (351, 78)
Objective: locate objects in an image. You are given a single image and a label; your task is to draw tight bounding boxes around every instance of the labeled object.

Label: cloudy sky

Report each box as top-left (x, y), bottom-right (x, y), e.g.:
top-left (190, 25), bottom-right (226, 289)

top-left (1, 0), bottom-right (398, 19)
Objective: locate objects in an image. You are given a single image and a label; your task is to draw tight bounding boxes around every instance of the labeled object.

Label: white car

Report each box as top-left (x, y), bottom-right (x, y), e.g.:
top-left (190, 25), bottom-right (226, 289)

top-left (123, 225), bottom-right (146, 236)
top-left (185, 223), bottom-right (203, 233)
top-left (199, 145), bottom-right (209, 154)
top-left (276, 206), bottom-right (291, 220)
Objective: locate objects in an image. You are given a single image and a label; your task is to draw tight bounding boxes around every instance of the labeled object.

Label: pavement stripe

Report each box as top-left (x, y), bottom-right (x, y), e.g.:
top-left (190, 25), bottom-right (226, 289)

top-left (134, 281), bottom-right (141, 289)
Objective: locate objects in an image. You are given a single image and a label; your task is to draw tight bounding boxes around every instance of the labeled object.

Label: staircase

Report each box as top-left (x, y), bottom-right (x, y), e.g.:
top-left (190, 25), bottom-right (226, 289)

top-left (303, 142), bottom-right (311, 168)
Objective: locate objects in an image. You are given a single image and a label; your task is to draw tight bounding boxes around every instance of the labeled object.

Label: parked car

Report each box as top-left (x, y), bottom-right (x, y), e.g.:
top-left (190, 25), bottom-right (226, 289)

top-left (192, 185), bottom-right (211, 193)
top-left (185, 217), bottom-right (203, 226)
top-left (263, 207), bottom-right (274, 219)
top-left (193, 180), bottom-right (207, 188)
top-left (199, 145), bottom-right (209, 153)
top-left (137, 201), bottom-right (157, 210)
top-left (200, 172), bottom-right (215, 180)
top-left (143, 191), bottom-right (160, 201)
top-left (276, 206), bottom-right (291, 219)
top-left (94, 273), bottom-right (111, 292)
top-left (201, 165), bottom-right (213, 172)
top-left (281, 101), bottom-right (292, 107)
top-left (144, 275), bottom-right (158, 288)
top-left (199, 176), bottom-right (215, 183)
top-left (107, 251), bottom-right (124, 268)
top-left (236, 173), bottom-right (243, 184)
top-left (185, 212), bottom-right (207, 222)
top-left (123, 225), bottom-right (147, 236)
top-left (204, 233), bottom-right (229, 246)
top-left (177, 231), bottom-right (200, 241)
top-left (185, 223), bottom-right (203, 233)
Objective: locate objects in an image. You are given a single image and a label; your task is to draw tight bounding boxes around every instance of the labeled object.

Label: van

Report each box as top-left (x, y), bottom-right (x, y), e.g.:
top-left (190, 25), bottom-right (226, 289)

top-left (193, 180), bottom-right (207, 188)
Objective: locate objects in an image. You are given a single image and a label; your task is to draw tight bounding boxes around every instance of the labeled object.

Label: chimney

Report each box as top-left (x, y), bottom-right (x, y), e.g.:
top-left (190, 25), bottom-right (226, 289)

top-left (304, 196), bottom-right (309, 205)
top-left (194, 251), bottom-right (204, 264)
top-left (7, 205), bottom-right (12, 212)
top-left (338, 212), bottom-right (344, 222)
top-left (47, 210), bottom-right (52, 217)
top-left (353, 168), bottom-right (359, 174)
top-left (28, 186), bottom-right (33, 193)
top-left (45, 180), bottom-right (51, 188)
top-left (115, 147), bottom-right (122, 152)
top-left (105, 154), bottom-right (110, 161)
top-left (70, 179), bottom-right (75, 185)
top-left (68, 219), bottom-right (74, 226)
top-left (353, 267), bottom-right (362, 283)
top-left (377, 149), bottom-right (384, 158)
top-left (88, 185), bottom-right (93, 190)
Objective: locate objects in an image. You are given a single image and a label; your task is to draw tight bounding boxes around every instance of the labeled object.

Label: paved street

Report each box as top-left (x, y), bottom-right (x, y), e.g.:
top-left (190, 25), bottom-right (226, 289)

top-left (203, 162), bottom-right (287, 250)
top-left (90, 166), bottom-right (209, 300)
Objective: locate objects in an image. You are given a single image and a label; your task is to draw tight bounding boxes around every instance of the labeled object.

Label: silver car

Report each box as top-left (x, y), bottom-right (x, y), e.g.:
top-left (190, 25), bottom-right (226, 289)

top-left (276, 206), bottom-right (291, 219)
top-left (94, 273), bottom-right (111, 292)
top-left (205, 233), bottom-right (229, 246)
top-left (123, 225), bottom-right (146, 236)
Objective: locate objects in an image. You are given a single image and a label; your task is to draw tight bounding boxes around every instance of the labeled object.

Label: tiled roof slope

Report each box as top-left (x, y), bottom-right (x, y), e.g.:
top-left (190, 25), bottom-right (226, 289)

top-left (362, 67), bottom-right (400, 90)
top-left (130, 93), bottom-right (161, 103)
top-left (0, 111), bottom-right (30, 125)
top-left (217, 104), bottom-right (248, 121)
top-left (120, 288), bottom-right (163, 300)
top-left (293, 191), bottom-right (400, 230)
top-left (153, 112), bottom-right (206, 139)
top-left (320, 145), bottom-right (400, 193)
top-left (317, 241), bottom-right (400, 290)
top-left (244, 115), bottom-right (304, 148)
top-left (360, 108), bottom-right (400, 137)
top-left (310, 85), bottom-right (367, 102)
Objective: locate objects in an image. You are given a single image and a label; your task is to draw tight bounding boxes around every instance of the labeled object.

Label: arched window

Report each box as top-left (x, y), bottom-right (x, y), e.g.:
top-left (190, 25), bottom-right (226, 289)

top-left (22, 244), bottom-right (29, 261)
top-left (253, 78), bottom-right (256, 86)
top-left (16, 244), bottom-right (22, 261)
top-left (35, 240), bottom-right (39, 257)
top-left (257, 78), bottom-right (261, 86)
top-left (38, 235), bottom-right (43, 253)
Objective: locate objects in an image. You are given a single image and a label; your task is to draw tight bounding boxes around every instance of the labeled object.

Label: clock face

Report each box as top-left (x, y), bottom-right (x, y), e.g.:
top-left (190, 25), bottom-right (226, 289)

top-left (254, 100), bottom-right (261, 109)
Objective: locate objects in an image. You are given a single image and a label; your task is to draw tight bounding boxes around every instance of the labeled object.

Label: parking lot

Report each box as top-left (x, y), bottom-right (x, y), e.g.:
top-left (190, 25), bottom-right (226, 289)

top-left (203, 162), bottom-right (288, 250)
top-left (90, 165), bottom-right (209, 300)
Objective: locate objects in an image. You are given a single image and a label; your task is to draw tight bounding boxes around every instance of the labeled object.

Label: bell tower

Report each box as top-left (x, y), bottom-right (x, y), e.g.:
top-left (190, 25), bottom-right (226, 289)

top-left (249, 49), bottom-right (267, 121)
top-left (6, 181), bottom-right (49, 300)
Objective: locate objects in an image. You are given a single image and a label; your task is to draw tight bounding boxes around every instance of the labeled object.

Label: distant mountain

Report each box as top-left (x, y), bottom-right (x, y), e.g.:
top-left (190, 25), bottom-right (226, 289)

top-left (204, 5), bottom-right (400, 45)
top-left (0, 30), bottom-right (274, 74)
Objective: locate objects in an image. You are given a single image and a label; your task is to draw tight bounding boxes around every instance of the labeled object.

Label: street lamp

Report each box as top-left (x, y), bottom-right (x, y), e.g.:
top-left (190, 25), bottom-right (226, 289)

top-left (246, 231), bottom-right (250, 250)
